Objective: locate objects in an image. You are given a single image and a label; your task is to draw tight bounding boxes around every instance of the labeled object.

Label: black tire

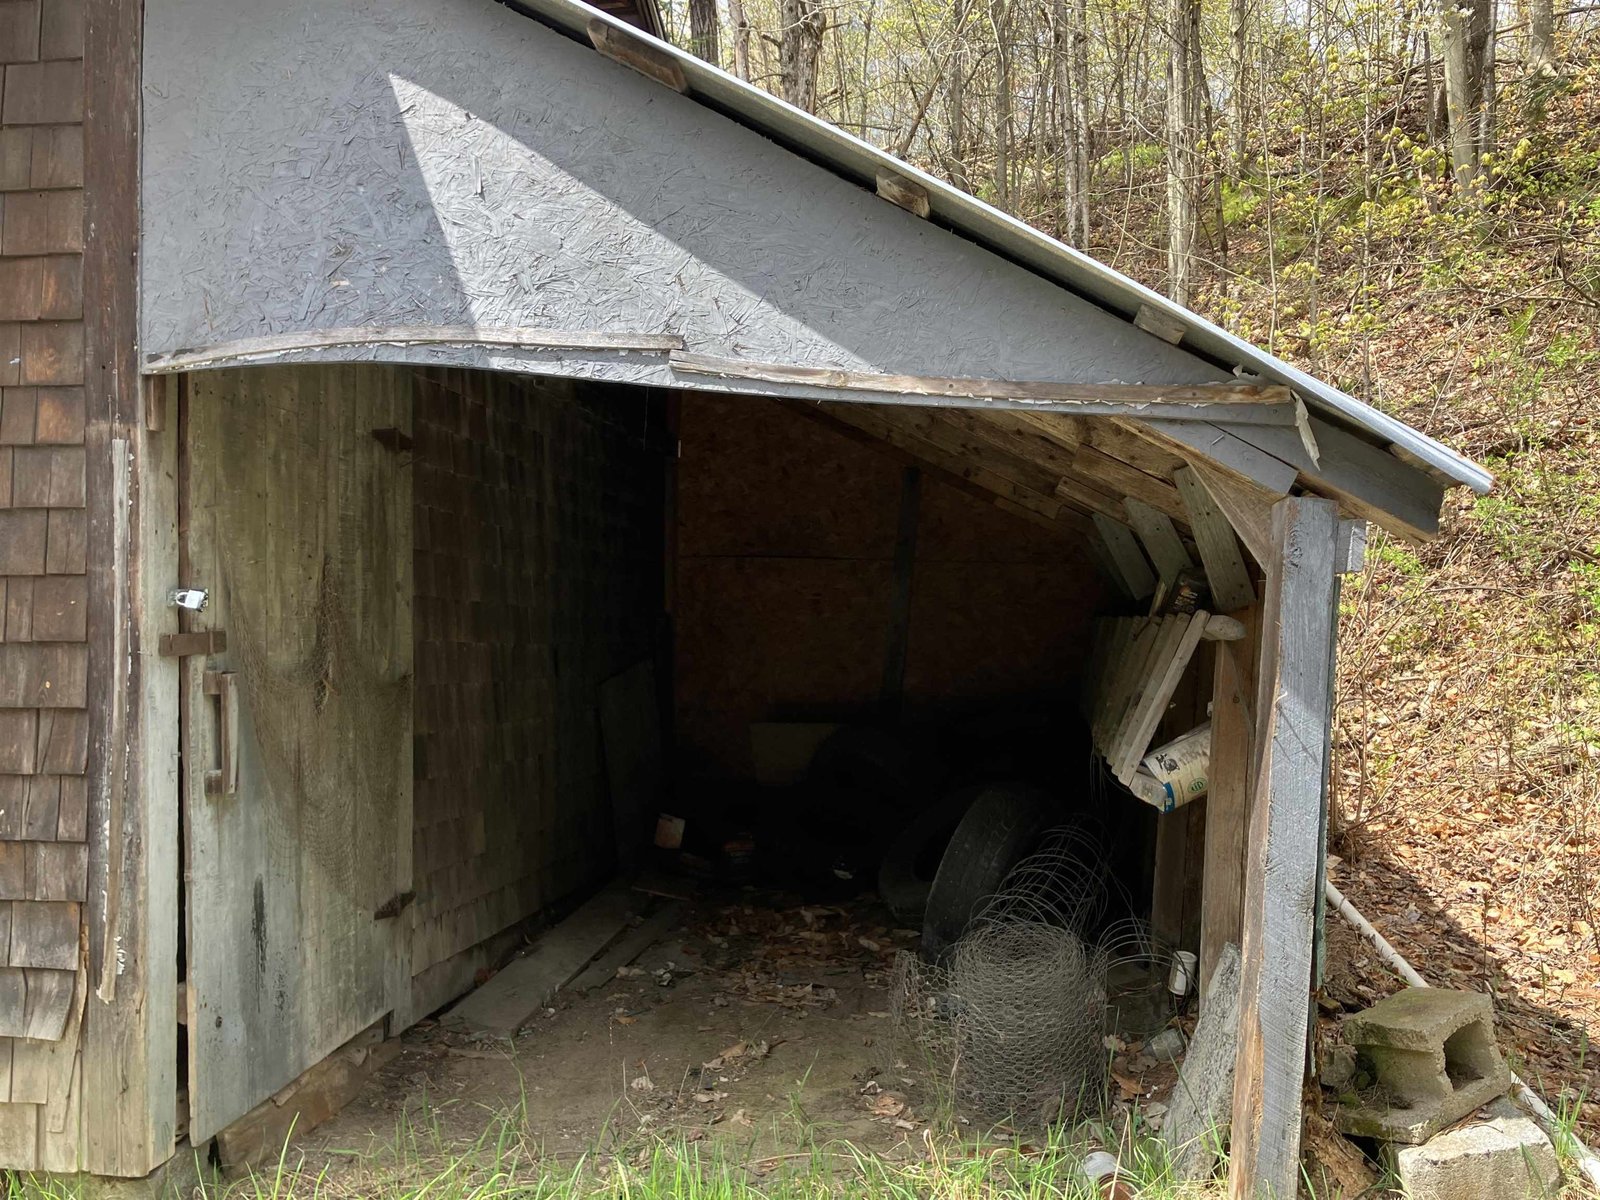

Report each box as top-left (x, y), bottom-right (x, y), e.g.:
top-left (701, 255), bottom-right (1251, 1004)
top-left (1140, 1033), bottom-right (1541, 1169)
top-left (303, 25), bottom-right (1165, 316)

top-left (808, 727), bottom-right (919, 818)
top-left (877, 786), bottom-right (984, 921)
top-left (920, 782), bottom-right (1056, 958)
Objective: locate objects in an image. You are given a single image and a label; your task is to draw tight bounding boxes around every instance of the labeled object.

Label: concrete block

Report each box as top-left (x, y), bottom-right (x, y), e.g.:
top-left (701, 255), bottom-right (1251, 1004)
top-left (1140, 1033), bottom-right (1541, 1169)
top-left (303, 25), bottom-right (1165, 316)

top-left (1337, 988), bottom-right (1511, 1144)
top-left (1394, 1116), bottom-right (1561, 1200)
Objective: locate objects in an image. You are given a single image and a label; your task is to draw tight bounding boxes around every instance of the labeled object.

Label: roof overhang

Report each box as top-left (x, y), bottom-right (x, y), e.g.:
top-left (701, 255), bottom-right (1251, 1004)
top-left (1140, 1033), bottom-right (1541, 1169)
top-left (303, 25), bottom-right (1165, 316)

top-left (505, 0), bottom-right (1491, 499)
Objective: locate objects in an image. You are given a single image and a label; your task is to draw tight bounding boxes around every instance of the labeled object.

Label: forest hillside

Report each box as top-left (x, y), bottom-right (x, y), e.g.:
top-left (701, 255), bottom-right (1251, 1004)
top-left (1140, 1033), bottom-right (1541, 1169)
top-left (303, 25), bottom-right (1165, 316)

top-left (657, 0), bottom-right (1600, 1136)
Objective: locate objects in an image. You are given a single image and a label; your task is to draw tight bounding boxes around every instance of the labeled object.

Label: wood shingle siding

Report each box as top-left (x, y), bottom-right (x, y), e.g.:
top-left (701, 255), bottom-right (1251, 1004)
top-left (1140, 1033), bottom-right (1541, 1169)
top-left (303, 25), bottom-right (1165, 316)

top-left (0, 0), bottom-right (88, 1173)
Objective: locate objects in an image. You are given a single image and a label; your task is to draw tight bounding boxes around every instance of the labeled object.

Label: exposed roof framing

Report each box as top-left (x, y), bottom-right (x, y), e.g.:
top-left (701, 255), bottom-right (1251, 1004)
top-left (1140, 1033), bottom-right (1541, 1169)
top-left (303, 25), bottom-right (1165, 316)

top-left (511, 0), bottom-right (1490, 498)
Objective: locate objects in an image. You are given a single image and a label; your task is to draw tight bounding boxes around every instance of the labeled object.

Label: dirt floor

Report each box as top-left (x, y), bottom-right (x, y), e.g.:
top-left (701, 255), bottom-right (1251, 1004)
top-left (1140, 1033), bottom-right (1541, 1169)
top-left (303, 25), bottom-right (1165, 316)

top-left (293, 896), bottom-right (946, 1177)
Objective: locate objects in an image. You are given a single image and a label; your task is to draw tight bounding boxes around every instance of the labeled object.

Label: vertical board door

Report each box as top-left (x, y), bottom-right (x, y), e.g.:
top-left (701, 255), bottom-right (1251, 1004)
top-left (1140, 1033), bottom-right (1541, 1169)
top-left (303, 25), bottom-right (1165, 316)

top-left (180, 365), bottom-right (413, 1143)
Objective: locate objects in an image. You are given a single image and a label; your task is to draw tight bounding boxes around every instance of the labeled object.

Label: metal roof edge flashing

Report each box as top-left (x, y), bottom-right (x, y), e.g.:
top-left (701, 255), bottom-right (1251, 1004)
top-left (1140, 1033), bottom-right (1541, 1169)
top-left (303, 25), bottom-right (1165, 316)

top-left (503, 0), bottom-right (1493, 496)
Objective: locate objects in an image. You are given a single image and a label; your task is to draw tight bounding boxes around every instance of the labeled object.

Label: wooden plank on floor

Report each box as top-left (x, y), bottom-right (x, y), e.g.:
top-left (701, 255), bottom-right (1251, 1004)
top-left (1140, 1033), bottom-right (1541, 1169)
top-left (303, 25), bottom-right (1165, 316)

top-left (569, 903), bottom-right (684, 993)
top-left (1175, 466), bottom-right (1256, 613)
top-left (443, 886), bottom-right (638, 1037)
top-left (1228, 498), bottom-right (1340, 1200)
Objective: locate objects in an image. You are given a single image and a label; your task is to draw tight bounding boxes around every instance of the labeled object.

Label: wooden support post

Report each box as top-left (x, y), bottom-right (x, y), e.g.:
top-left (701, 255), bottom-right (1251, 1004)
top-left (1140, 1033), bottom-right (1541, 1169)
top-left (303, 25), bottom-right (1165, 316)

top-left (1228, 497), bottom-right (1340, 1200)
top-left (1149, 633), bottom-right (1212, 950)
top-left (1199, 604), bottom-right (1257, 994)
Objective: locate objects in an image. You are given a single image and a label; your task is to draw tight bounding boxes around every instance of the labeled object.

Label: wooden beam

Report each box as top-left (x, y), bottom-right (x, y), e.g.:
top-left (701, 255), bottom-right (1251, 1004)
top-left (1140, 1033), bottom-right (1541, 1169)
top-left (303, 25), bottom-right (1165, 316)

top-left (1091, 514), bottom-right (1156, 598)
top-left (1085, 419), bottom-right (1187, 479)
top-left (671, 352), bottom-right (1299, 419)
top-left (1120, 418), bottom-right (1300, 498)
top-left (1228, 498), bottom-right (1340, 1200)
top-left (1069, 444), bottom-right (1189, 525)
top-left (586, 17), bottom-right (690, 92)
top-left (933, 408), bottom-right (1081, 478)
top-left (1175, 466), bottom-right (1256, 613)
top-left (1199, 607), bottom-right (1257, 994)
top-left (144, 326), bottom-right (686, 374)
top-left (1184, 457), bottom-right (1276, 566)
top-left (1003, 409), bottom-right (1085, 452)
top-left (1123, 498), bottom-right (1193, 583)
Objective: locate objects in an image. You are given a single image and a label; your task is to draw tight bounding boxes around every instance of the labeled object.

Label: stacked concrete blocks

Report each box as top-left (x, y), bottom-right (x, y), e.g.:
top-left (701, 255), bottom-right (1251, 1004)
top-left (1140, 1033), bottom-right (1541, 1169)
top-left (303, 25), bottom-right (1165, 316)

top-left (1336, 988), bottom-right (1511, 1144)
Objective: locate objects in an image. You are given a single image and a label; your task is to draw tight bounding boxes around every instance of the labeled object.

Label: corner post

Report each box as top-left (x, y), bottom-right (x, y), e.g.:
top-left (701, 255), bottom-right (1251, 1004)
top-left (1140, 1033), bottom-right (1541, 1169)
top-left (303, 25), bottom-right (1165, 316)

top-left (1227, 496), bottom-right (1340, 1200)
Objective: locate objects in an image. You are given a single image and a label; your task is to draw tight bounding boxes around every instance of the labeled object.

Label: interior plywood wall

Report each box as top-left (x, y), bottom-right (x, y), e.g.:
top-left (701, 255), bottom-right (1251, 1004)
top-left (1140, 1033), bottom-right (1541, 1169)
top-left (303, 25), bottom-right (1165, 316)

top-left (673, 394), bottom-right (1106, 778)
top-left (411, 369), bottom-right (665, 991)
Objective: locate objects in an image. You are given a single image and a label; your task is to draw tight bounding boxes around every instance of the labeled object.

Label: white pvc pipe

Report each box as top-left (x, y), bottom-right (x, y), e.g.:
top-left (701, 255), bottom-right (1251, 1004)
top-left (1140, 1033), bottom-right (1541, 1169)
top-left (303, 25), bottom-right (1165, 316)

top-left (1325, 879), bottom-right (1600, 1190)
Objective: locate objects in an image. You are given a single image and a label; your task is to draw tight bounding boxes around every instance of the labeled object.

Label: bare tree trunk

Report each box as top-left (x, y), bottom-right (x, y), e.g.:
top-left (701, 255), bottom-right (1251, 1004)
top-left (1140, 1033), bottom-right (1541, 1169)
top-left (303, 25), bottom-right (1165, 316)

top-left (727, 0), bottom-right (752, 80)
top-left (948, 0), bottom-right (971, 190)
top-left (1166, 0), bottom-right (1202, 306)
top-left (1439, 0), bottom-right (1489, 198)
top-left (1228, 0), bottom-right (1250, 175)
top-left (1526, 0), bottom-right (1556, 76)
top-left (780, 0), bottom-right (826, 111)
top-left (1068, 0), bottom-right (1094, 244)
top-left (688, 0), bottom-right (721, 65)
top-left (1480, 0), bottom-right (1497, 162)
top-left (992, 0), bottom-right (1013, 208)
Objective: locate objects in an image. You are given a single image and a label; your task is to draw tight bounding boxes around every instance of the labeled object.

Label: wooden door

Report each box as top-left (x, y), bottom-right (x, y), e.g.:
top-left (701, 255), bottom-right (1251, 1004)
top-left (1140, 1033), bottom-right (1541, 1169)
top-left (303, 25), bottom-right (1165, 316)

top-left (179, 365), bottom-right (413, 1144)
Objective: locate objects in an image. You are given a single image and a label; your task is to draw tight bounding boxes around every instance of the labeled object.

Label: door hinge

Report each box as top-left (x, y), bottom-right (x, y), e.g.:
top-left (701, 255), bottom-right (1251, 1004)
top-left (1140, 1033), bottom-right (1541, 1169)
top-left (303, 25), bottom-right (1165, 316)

top-left (159, 630), bottom-right (228, 657)
top-left (373, 890), bottom-right (415, 920)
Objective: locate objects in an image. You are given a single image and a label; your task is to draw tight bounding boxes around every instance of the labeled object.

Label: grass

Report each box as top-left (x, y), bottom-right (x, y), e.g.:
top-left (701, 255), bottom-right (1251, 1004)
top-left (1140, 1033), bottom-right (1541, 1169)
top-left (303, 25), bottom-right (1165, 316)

top-left (5, 1101), bottom-right (1227, 1200)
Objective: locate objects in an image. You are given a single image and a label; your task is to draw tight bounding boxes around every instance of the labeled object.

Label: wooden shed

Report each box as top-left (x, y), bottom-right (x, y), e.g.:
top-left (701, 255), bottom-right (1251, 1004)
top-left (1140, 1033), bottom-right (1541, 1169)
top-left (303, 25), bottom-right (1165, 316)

top-left (0, 0), bottom-right (1489, 1194)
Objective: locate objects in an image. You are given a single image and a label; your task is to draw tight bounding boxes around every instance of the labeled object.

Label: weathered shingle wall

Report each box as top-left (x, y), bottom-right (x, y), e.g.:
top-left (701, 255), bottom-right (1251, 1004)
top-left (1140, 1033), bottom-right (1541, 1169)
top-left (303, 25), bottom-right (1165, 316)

top-left (0, 0), bottom-right (89, 1169)
top-left (410, 369), bottom-right (664, 988)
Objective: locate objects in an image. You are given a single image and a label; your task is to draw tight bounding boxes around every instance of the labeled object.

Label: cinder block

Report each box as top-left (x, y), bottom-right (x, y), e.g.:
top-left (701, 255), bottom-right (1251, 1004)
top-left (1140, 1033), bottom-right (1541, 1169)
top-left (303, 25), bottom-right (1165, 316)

top-left (1393, 1116), bottom-right (1560, 1200)
top-left (1337, 989), bottom-right (1512, 1144)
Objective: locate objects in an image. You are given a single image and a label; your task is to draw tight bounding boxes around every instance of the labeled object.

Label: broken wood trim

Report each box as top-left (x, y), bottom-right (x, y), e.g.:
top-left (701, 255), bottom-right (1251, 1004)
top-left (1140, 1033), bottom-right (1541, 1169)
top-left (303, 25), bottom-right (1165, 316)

top-left (875, 168), bottom-right (931, 218)
top-left (143, 327), bottom-right (687, 374)
top-left (586, 17), bottom-right (689, 92)
top-left (1228, 497), bottom-right (1340, 1200)
top-left (670, 352), bottom-right (1298, 419)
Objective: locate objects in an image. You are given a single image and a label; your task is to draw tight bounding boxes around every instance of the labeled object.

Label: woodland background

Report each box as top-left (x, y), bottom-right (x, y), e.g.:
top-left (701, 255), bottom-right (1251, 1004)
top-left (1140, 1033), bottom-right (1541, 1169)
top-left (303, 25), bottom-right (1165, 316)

top-left (655, 0), bottom-right (1600, 1136)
